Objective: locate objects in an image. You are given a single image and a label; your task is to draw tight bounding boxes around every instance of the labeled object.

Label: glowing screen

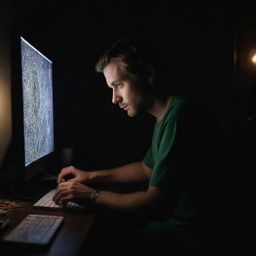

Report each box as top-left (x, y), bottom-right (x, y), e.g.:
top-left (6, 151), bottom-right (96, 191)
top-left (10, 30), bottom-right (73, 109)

top-left (20, 37), bottom-right (54, 166)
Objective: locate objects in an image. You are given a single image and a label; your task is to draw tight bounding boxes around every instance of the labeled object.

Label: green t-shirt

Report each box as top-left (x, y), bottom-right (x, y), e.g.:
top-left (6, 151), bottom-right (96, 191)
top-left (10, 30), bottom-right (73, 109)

top-left (143, 95), bottom-right (204, 248)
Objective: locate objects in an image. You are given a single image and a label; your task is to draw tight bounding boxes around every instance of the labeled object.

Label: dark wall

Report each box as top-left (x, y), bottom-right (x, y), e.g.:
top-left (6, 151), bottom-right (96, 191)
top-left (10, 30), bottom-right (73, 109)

top-left (9, 1), bottom-right (253, 171)
top-left (0, 2), bottom-right (253, 253)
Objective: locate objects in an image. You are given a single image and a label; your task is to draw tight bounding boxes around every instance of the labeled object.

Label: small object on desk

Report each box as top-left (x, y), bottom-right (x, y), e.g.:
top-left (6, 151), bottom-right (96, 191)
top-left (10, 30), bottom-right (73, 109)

top-left (3, 214), bottom-right (63, 246)
top-left (0, 199), bottom-right (22, 210)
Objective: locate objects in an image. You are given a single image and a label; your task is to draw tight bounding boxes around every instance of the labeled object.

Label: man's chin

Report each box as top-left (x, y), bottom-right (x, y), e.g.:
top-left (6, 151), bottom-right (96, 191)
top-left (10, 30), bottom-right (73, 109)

top-left (127, 109), bottom-right (138, 117)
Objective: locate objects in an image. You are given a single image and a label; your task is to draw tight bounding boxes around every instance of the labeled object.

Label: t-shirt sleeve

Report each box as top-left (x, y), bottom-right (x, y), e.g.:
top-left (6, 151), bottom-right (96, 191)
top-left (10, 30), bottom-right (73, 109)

top-left (149, 117), bottom-right (181, 190)
top-left (143, 146), bottom-right (154, 169)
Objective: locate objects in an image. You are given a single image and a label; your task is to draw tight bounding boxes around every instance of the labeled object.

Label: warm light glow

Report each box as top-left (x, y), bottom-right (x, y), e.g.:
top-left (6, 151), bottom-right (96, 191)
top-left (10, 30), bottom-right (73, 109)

top-left (252, 54), bottom-right (256, 64)
top-left (0, 78), bottom-right (12, 167)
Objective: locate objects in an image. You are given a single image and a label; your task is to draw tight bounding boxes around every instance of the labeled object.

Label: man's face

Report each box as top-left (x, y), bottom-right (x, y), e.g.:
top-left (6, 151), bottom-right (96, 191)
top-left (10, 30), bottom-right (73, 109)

top-left (103, 61), bottom-right (144, 117)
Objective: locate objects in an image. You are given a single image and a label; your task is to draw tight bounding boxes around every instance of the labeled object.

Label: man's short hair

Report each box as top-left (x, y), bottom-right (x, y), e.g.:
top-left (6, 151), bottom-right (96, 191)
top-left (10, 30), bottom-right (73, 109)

top-left (95, 36), bottom-right (177, 99)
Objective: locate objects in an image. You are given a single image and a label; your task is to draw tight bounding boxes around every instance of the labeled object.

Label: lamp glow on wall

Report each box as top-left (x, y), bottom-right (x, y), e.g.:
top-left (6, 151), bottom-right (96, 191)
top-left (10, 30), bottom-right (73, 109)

top-left (252, 53), bottom-right (256, 64)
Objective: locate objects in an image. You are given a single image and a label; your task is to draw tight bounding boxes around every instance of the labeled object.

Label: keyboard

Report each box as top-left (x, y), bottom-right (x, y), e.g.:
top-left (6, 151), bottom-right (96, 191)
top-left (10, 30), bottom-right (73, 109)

top-left (33, 189), bottom-right (86, 211)
top-left (3, 214), bottom-right (63, 246)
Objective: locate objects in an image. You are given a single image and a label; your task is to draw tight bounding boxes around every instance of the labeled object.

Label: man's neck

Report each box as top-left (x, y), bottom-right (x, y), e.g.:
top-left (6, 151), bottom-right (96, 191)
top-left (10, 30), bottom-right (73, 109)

top-left (147, 95), bottom-right (173, 121)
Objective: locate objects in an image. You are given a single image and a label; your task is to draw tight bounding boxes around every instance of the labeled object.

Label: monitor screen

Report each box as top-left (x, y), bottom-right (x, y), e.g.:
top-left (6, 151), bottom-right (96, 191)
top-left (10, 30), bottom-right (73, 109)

top-left (10, 35), bottom-right (57, 184)
top-left (20, 37), bottom-right (54, 167)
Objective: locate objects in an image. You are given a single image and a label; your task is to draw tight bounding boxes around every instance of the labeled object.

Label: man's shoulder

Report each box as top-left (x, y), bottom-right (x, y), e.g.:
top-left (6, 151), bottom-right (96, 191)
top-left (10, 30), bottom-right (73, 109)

top-left (169, 94), bottom-right (191, 116)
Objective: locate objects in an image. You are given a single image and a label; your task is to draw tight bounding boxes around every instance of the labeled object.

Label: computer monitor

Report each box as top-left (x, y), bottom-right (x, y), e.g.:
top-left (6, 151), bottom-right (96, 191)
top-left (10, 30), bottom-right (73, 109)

top-left (10, 35), bottom-right (57, 187)
top-left (21, 37), bottom-right (54, 167)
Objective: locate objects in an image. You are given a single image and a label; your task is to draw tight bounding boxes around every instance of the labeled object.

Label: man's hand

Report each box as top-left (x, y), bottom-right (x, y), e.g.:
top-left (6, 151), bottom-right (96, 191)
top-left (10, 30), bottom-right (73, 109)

top-left (57, 165), bottom-right (92, 184)
top-left (53, 180), bottom-right (95, 205)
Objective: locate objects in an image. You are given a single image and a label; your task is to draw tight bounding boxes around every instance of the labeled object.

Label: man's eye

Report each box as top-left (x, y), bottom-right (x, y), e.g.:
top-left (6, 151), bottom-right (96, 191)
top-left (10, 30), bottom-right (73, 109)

top-left (116, 84), bottom-right (123, 88)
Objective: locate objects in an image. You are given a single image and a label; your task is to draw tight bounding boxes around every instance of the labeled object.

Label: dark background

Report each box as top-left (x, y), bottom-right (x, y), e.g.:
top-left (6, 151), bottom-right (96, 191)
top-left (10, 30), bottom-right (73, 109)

top-left (11, 0), bottom-right (255, 171)
top-left (0, 0), bottom-right (255, 254)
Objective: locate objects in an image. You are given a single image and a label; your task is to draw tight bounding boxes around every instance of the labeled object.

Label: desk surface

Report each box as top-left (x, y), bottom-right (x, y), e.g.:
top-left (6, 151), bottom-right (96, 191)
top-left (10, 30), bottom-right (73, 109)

top-left (0, 200), bottom-right (94, 256)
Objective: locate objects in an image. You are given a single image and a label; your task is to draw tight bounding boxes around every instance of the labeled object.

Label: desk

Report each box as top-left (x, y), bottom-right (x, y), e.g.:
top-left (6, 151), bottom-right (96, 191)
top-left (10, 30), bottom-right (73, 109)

top-left (0, 200), bottom-right (94, 256)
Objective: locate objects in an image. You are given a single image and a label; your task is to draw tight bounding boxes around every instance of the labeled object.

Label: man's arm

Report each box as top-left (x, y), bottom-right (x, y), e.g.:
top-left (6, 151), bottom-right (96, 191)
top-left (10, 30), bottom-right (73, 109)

top-left (53, 181), bottom-right (170, 221)
top-left (91, 161), bottom-right (152, 184)
top-left (57, 161), bottom-right (152, 185)
top-left (95, 186), bottom-right (165, 217)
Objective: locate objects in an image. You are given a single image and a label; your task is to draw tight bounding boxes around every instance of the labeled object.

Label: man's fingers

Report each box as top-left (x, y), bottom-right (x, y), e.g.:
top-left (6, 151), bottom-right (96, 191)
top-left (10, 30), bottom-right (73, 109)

top-left (57, 170), bottom-right (69, 184)
top-left (60, 194), bottom-right (74, 206)
top-left (53, 185), bottom-right (66, 204)
top-left (53, 182), bottom-right (75, 204)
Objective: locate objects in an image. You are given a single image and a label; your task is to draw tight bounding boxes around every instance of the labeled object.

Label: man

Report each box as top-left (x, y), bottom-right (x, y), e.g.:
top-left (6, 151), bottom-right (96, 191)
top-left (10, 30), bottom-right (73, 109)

top-left (53, 37), bottom-right (221, 255)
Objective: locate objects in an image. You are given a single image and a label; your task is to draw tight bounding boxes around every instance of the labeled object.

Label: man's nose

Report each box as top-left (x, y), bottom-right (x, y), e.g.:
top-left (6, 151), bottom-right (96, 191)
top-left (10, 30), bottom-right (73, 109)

top-left (112, 91), bottom-right (121, 104)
